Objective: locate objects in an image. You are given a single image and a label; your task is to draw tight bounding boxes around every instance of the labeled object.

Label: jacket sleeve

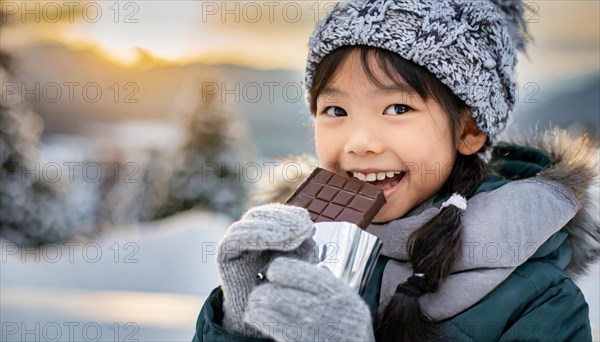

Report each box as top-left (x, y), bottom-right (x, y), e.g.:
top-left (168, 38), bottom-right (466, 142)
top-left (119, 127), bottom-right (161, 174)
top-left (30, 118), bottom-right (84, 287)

top-left (442, 256), bottom-right (593, 342)
top-left (497, 275), bottom-right (592, 342)
top-left (192, 286), bottom-right (274, 342)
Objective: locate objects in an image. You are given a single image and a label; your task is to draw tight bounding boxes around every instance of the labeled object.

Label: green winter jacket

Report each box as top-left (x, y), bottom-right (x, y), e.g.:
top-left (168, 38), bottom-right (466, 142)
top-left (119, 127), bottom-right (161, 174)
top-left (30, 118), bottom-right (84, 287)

top-left (192, 140), bottom-right (596, 341)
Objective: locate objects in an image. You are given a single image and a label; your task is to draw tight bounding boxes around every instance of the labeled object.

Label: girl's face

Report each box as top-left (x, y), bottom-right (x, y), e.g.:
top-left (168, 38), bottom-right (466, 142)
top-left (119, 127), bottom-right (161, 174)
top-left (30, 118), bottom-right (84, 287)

top-left (314, 50), bottom-right (457, 223)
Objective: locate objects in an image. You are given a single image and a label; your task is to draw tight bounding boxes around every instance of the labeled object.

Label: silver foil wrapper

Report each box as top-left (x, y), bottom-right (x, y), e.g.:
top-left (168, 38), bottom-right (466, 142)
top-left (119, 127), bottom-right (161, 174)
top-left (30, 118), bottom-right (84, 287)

top-left (312, 221), bottom-right (382, 296)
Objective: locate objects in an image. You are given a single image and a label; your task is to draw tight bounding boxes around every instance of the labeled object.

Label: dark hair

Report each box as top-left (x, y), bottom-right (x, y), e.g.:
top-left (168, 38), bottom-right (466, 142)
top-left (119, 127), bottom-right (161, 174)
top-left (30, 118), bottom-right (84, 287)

top-left (309, 45), bottom-right (489, 341)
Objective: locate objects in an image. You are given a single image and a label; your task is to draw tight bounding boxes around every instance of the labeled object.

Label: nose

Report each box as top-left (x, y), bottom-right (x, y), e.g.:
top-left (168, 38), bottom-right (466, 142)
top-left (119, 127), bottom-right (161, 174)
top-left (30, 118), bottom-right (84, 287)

top-left (343, 122), bottom-right (386, 156)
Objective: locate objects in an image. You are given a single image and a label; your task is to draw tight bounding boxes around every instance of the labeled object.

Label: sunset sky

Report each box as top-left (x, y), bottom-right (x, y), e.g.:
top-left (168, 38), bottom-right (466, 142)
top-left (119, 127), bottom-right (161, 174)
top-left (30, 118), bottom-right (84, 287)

top-left (1, 0), bottom-right (598, 81)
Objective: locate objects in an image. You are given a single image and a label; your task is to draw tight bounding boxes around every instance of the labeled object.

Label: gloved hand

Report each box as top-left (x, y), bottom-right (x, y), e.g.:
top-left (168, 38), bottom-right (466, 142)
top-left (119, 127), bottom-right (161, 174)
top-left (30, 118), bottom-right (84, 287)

top-left (217, 203), bottom-right (319, 338)
top-left (244, 257), bottom-right (375, 342)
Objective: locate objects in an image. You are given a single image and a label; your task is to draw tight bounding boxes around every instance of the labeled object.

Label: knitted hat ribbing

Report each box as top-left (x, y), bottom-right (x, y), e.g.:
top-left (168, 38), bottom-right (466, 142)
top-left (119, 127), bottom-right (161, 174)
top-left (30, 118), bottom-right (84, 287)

top-left (304, 0), bottom-right (531, 146)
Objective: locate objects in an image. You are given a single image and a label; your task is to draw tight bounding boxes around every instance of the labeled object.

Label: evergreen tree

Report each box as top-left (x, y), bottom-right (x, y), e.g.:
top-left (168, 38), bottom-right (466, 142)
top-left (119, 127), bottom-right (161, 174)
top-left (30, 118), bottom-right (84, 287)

top-left (0, 53), bottom-right (99, 245)
top-left (153, 89), bottom-right (251, 220)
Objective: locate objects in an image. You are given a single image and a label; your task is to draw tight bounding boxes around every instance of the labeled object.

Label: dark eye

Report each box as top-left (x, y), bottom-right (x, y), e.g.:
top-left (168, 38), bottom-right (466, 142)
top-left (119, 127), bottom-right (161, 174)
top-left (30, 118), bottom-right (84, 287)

top-left (383, 104), bottom-right (411, 115)
top-left (323, 106), bottom-right (347, 117)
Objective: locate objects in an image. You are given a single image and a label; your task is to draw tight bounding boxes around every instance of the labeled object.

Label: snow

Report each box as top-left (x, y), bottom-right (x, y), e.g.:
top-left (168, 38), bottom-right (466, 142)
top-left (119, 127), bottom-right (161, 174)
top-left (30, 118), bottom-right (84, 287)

top-left (1, 209), bottom-right (230, 341)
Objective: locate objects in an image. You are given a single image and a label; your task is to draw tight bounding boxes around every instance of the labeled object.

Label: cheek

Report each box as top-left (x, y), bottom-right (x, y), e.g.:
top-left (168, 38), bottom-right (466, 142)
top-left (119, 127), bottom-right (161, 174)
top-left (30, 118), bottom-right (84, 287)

top-left (314, 124), bottom-right (337, 163)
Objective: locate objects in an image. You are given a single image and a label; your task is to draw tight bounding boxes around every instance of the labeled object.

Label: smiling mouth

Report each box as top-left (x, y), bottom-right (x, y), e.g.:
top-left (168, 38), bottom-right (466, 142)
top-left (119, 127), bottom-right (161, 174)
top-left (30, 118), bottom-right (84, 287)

top-left (346, 171), bottom-right (407, 190)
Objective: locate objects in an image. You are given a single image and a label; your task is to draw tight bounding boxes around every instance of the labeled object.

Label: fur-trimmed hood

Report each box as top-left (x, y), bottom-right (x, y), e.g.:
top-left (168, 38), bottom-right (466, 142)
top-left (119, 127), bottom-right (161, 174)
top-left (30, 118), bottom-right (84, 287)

top-left (249, 128), bottom-right (600, 279)
top-left (516, 129), bottom-right (600, 278)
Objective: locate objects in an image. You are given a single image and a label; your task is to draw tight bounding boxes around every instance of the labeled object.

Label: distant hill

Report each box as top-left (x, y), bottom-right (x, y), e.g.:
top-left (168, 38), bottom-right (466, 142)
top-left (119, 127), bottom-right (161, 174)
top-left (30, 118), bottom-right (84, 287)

top-left (13, 44), bottom-right (315, 159)
top-left (511, 73), bottom-right (599, 141)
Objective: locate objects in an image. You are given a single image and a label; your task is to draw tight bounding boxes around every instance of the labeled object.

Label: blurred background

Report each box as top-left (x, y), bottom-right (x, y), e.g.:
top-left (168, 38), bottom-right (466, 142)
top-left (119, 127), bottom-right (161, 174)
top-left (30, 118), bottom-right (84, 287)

top-left (0, 0), bottom-right (598, 340)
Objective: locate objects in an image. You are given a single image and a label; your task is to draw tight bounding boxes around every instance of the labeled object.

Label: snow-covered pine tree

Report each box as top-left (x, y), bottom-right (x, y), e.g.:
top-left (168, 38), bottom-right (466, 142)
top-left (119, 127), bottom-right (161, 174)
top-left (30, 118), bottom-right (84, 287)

top-left (153, 88), bottom-right (251, 220)
top-left (0, 51), bottom-right (99, 246)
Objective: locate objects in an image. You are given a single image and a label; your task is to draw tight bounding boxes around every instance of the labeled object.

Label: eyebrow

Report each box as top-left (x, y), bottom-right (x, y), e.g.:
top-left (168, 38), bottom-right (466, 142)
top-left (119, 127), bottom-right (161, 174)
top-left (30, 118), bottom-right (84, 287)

top-left (319, 85), bottom-right (347, 98)
top-left (319, 82), bottom-right (417, 100)
top-left (376, 83), bottom-right (417, 95)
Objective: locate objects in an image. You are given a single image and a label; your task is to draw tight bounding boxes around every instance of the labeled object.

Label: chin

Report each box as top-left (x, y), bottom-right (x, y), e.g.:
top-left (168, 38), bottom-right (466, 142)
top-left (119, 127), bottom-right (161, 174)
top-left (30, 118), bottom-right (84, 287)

top-left (371, 202), bottom-right (410, 223)
top-left (372, 210), bottom-right (400, 224)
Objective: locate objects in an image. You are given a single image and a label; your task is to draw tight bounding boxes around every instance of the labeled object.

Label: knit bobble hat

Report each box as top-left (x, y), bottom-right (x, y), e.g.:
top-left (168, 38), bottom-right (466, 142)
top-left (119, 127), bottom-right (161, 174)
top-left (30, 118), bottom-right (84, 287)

top-left (304, 0), bottom-right (532, 146)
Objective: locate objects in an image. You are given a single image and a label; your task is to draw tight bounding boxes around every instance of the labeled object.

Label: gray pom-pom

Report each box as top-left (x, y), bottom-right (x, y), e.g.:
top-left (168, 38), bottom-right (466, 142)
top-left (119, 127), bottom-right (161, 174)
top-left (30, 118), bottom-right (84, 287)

top-left (489, 0), bottom-right (533, 52)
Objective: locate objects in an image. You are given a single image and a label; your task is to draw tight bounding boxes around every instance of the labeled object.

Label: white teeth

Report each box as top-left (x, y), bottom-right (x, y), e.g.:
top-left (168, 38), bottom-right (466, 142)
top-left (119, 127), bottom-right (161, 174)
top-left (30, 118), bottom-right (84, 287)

top-left (351, 171), bottom-right (402, 182)
top-left (353, 172), bottom-right (367, 181)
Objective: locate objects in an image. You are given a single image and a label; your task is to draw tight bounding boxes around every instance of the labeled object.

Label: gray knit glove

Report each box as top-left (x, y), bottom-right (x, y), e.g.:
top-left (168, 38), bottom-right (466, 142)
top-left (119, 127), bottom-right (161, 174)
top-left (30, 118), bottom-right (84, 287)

top-left (244, 257), bottom-right (375, 342)
top-left (217, 203), bottom-right (319, 339)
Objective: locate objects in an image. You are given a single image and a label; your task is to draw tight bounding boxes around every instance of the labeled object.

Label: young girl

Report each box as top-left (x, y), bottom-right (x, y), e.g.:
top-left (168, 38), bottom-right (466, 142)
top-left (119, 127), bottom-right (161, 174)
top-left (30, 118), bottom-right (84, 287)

top-left (193, 0), bottom-right (599, 341)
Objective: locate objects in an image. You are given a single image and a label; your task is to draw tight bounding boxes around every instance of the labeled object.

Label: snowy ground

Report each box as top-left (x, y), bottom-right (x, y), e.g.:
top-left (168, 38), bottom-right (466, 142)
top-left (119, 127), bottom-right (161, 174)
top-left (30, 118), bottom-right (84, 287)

top-left (1, 210), bottom-right (598, 341)
top-left (1, 210), bottom-right (230, 341)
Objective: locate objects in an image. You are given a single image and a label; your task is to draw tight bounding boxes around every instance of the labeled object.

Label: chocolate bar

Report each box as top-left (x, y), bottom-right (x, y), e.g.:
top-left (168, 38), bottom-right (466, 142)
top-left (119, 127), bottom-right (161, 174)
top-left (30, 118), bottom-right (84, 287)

top-left (285, 168), bottom-right (386, 229)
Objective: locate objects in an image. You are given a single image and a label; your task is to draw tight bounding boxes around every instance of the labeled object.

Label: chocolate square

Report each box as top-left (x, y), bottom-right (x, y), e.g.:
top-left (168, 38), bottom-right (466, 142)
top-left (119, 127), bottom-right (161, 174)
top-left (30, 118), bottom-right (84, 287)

top-left (308, 198), bottom-right (328, 213)
top-left (317, 186), bottom-right (338, 201)
top-left (322, 203), bottom-right (344, 219)
top-left (333, 191), bottom-right (354, 205)
top-left (344, 178), bottom-right (363, 193)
